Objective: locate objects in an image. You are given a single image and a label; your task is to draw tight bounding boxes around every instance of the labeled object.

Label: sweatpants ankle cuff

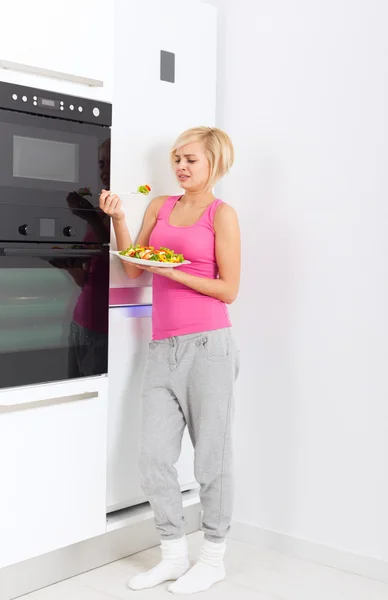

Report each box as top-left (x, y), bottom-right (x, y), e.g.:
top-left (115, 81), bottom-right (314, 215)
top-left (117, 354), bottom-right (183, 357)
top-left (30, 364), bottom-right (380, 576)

top-left (204, 535), bottom-right (226, 544)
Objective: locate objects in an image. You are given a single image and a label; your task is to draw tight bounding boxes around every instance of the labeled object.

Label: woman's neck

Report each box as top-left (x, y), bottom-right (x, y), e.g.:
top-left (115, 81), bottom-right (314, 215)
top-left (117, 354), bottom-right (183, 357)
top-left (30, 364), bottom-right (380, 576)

top-left (180, 190), bottom-right (215, 207)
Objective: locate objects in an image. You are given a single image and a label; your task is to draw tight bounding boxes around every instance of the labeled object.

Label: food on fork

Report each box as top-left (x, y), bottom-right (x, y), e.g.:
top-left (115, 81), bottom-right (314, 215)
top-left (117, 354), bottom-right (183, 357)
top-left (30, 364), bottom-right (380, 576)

top-left (119, 245), bottom-right (185, 263)
top-left (77, 187), bottom-right (92, 197)
top-left (137, 184), bottom-right (151, 195)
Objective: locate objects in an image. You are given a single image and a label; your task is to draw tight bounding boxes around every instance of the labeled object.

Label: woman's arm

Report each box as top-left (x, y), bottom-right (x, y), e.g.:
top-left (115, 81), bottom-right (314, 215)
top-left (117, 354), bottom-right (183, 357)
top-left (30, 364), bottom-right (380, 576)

top-left (145, 204), bottom-right (241, 304)
top-left (100, 191), bottom-right (168, 279)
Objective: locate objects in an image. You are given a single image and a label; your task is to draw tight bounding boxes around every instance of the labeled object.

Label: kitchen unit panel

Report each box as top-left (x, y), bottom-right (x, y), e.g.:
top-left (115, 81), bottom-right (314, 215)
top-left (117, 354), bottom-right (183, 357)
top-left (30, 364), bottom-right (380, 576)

top-left (0, 377), bottom-right (108, 569)
top-left (0, 1), bottom-right (114, 102)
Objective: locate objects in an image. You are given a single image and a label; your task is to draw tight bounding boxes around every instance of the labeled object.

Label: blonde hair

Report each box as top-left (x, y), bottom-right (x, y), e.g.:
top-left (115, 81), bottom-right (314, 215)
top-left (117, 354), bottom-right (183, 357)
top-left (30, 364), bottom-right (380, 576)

top-left (171, 126), bottom-right (234, 189)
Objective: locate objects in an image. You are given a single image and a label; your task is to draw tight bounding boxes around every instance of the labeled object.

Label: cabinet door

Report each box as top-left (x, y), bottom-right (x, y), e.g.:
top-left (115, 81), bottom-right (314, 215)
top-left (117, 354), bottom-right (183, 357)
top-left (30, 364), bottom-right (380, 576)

top-left (0, 1), bottom-right (114, 101)
top-left (107, 306), bottom-right (196, 513)
top-left (0, 377), bottom-right (108, 569)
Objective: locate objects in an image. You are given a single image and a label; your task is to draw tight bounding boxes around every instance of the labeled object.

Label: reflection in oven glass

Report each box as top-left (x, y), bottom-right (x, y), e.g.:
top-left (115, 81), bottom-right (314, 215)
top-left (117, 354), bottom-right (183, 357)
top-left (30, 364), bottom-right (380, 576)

top-left (0, 245), bottom-right (109, 383)
top-left (13, 135), bottom-right (79, 182)
top-left (63, 137), bottom-right (111, 378)
top-left (49, 242), bottom-right (109, 379)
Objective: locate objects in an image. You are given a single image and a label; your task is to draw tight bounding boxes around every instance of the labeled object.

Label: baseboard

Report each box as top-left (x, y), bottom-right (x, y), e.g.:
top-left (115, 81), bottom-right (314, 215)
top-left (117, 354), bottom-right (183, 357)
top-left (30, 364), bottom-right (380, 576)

top-left (0, 493), bottom-right (201, 600)
top-left (230, 520), bottom-right (388, 584)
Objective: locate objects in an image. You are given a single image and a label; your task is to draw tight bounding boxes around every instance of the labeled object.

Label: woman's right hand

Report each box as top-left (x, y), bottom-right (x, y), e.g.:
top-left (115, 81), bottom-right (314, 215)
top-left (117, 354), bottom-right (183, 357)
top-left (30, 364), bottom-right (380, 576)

top-left (99, 190), bottom-right (125, 222)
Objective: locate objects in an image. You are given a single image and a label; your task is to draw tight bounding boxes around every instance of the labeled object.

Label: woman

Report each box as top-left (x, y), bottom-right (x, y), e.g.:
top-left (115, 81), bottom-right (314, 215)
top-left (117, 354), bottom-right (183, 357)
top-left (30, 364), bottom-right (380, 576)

top-left (99, 127), bottom-right (240, 595)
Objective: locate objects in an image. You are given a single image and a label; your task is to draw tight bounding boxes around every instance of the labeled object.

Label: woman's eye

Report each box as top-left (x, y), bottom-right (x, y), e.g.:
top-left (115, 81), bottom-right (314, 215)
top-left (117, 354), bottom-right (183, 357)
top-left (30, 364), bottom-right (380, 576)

top-left (188, 160), bottom-right (196, 163)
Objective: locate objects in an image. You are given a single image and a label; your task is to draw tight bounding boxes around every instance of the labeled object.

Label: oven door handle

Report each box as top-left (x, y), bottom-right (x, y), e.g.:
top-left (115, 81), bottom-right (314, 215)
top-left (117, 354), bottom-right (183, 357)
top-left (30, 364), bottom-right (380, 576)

top-left (0, 248), bottom-right (104, 258)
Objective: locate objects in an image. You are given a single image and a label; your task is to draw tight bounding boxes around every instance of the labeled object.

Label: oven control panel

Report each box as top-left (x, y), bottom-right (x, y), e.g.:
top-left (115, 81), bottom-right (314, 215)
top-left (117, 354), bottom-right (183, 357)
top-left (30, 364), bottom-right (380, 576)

top-left (17, 217), bottom-right (80, 241)
top-left (0, 81), bottom-right (111, 126)
top-left (0, 206), bottom-right (109, 245)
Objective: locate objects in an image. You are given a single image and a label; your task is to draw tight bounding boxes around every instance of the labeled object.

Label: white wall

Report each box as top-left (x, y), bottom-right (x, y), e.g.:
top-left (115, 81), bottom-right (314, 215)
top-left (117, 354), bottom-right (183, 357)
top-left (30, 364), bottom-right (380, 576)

top-left (208, 0), bottom-right (388, 562)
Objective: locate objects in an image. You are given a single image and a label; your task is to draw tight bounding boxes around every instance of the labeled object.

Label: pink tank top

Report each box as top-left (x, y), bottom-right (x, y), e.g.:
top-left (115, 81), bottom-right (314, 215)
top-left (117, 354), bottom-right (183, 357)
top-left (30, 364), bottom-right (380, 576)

top-left (149, 195), bottom-right (231, 340)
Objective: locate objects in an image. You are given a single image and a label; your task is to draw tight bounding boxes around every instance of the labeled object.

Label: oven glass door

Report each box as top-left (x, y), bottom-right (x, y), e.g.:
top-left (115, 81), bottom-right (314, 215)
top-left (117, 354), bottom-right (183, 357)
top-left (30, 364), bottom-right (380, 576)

top-left (0, 243), bottom-right (109, 389)
top-left (0, 109), bottom-right (110, 209)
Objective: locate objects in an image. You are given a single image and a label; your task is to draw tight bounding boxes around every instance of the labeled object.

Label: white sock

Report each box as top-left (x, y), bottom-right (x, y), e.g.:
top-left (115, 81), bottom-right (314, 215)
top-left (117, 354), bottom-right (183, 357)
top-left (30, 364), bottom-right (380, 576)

top-left (128, 537), bottom-right (190, 591)
top-left (168, 539), bottom-right (226, 595)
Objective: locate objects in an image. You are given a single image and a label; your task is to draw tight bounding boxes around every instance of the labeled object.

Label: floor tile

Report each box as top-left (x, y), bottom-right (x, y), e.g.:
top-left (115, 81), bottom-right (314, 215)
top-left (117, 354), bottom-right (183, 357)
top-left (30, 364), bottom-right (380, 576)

top-left (74, 561), bottom-right (168, 599)
top-left (230, 548), bottom-right (388, 600)
top-left (26, 578), bottom-right (116, 600)
top-left (168, 581), bottom-right (278, 599)
top-left (25, 533), bottom-right (388, 600)
top-left (81, 570), bottom-right (274, 599)
top-left (105, 547), bottom-right (160, 577)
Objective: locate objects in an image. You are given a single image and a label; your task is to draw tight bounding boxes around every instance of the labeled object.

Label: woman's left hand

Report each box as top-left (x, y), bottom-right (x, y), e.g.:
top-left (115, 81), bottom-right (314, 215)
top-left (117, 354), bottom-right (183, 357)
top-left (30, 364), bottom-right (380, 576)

top-left (137, 265), bottom-right (176, 279)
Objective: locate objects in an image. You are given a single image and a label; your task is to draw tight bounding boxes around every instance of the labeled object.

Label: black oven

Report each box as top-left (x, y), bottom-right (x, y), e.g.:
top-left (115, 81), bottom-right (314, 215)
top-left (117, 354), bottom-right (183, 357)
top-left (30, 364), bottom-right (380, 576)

top-left (0, 82), bottom-right (111, 390)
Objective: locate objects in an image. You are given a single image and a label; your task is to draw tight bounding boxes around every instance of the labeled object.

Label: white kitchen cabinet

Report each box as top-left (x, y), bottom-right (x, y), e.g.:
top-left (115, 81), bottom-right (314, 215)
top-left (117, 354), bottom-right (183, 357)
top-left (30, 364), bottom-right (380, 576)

top-left (107, 306), bottom-right (196, 513)
top-left (0, 376), bottom-right (108, 569)
top-left (0, 1), bottom-right (114, 102)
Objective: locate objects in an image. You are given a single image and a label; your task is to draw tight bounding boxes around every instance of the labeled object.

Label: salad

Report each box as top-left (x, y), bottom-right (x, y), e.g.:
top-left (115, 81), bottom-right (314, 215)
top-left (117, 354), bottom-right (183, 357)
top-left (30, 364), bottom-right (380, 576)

top-left (119, 245), bottom-right (185, 263)
top-left (137, 184), bottom-right (151, 195)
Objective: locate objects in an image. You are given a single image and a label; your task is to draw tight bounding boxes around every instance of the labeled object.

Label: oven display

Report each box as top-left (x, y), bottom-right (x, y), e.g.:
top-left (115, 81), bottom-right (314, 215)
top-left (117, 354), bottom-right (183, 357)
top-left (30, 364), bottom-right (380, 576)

top-left (39, 97), bottom-right (60, 110)
top-left (39, 218), bottom-right (55, 237)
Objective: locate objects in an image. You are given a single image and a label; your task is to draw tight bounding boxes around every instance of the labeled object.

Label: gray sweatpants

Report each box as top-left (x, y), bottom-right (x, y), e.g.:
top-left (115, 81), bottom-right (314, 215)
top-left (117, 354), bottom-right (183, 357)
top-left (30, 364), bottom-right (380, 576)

top-left (138, 328), bottom-right (239, 544)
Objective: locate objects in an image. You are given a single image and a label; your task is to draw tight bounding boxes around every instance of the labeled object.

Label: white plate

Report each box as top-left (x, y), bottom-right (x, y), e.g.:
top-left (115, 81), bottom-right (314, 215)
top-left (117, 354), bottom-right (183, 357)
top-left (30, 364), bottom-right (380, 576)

top-left (110, 251), bottom-right (191, 268)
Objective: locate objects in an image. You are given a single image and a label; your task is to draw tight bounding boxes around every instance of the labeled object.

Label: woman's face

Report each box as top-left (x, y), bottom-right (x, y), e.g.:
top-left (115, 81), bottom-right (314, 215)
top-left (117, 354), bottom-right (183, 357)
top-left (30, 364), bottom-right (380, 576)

top-left (174, 141), bottom-right (210, 192)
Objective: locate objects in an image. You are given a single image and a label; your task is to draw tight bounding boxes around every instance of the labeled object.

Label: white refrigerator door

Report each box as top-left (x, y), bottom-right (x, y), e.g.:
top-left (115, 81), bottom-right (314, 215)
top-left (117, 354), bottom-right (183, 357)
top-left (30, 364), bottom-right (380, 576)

top-left (110, 0), bottom-right (217, 291)
top-left (107, 0), bottom-right (217, 512)
top-left (107, 306), bottom-right (196, 512)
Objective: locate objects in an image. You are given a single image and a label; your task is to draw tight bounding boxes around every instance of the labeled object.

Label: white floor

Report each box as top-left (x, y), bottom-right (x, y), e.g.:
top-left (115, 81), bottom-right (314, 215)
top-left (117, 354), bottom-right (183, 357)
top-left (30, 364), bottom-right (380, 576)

top-left (24, 532), bottom-right (388, 600)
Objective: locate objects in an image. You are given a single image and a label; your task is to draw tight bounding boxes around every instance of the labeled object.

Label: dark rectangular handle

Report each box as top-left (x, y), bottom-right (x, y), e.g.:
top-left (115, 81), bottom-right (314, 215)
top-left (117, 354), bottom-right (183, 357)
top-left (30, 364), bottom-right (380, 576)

top-left (1, 248), bottom-right (104, 258)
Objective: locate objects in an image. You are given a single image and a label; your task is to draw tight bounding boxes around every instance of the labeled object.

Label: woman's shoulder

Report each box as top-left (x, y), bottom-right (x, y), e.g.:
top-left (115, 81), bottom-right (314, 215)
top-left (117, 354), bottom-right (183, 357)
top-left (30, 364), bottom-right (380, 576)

top-left (150, 194), bottom-right (172, 207)
top-left (148, 194), bottom-right (177, 220)
top-left (148, 194), bottom-right (174, 210)
top-left (213, 201), bottom-right (239, 230)
top-left (214, 200), bottom-right (238, 219)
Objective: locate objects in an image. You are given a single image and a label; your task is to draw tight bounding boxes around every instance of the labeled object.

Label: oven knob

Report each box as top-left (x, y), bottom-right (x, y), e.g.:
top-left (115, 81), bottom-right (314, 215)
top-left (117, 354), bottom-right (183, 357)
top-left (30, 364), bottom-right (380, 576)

top-left (63, 226), bottom-right (76, 237)
top-left (18, 224), bottom-right (29, 236)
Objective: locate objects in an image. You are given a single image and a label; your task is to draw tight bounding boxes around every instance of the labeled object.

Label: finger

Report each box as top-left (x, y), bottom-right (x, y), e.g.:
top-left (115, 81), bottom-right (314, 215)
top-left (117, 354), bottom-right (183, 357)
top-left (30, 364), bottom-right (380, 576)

top-left (111, 197), bottom-right (121, 212)
top-left (107, 194), bottom-right (118, 205)
top-left (100, 194), bottom-right (114, 213)
top-left (99, 190), bottom-right (112, 208)
top-left (105, 194), bottom-right (119, 213)
top-left (99, 193), bottom-right (108, 210)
